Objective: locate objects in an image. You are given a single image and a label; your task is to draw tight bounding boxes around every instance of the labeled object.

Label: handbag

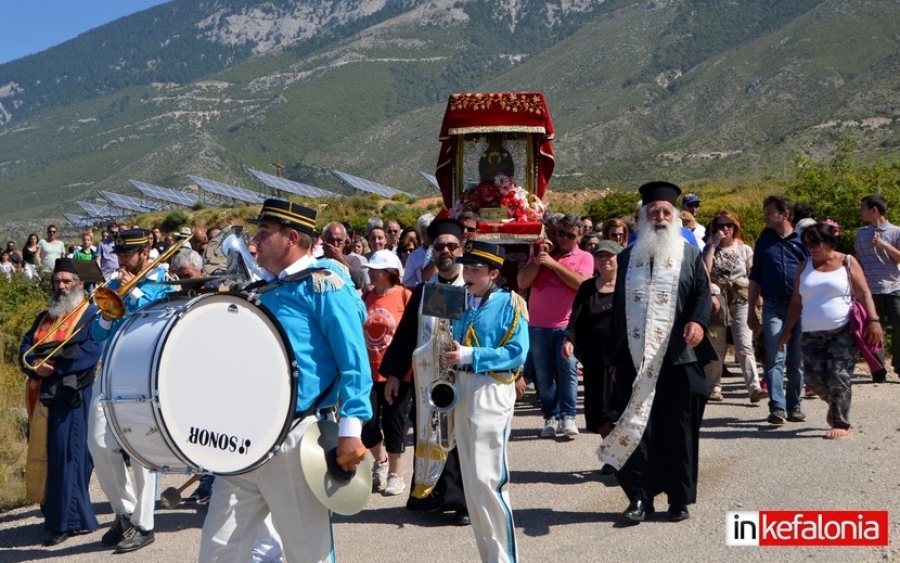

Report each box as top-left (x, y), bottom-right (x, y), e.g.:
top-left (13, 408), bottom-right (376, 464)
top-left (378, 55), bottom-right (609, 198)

top-left (844, 255), bottom-right (886, 379)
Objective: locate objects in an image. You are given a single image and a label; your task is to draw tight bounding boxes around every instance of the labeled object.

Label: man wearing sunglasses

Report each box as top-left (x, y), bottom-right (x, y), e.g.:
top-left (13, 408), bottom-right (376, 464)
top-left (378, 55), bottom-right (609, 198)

top-left (38, 225), bottom-right (67, 272)
top-left (518, 214), bottom-right (594, 440)
top-left (681, 193), bottom-right (706, 250)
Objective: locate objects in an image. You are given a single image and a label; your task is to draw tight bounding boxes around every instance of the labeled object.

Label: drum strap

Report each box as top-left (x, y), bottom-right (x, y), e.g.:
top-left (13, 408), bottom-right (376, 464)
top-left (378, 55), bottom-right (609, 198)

top-left (243, 268), bottom-right (326, 294)
top-left (294, 375), bottom-right (340, 421)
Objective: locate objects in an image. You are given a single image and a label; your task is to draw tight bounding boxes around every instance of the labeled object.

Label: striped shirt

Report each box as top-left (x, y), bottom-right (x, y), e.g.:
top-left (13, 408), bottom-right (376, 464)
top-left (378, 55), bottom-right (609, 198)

top-left (855, 221), bottom-right (900, 294)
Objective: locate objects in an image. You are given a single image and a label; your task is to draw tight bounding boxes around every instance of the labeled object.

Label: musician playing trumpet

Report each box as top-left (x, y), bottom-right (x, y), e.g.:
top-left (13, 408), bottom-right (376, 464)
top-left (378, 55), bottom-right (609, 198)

top-left (88, 229), bottom-right (175, 553)
top-left (442, 241), bottom-right (529, 563)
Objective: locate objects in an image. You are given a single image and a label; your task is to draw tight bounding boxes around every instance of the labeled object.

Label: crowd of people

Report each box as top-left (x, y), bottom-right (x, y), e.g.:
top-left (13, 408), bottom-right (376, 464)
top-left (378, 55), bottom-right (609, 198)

top-left (13, 185), bottom-right (899, 560)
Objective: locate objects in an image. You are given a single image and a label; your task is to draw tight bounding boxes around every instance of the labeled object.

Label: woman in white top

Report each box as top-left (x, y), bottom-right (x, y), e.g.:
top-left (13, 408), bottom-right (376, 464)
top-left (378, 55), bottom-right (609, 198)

top-left (778, 223), bottom-right (882, 439)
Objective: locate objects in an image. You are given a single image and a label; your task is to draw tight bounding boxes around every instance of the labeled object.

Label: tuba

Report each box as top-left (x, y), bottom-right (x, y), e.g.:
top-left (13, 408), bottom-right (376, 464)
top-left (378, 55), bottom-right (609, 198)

top-left (203, 225), bottom-right (270, 287)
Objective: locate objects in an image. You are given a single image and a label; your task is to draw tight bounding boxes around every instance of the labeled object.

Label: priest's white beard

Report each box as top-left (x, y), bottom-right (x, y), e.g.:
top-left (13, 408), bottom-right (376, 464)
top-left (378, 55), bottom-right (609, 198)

top-left (632, 211), bottom-right (684, 266)
top-left (48, 288), bottom-right (84, 319)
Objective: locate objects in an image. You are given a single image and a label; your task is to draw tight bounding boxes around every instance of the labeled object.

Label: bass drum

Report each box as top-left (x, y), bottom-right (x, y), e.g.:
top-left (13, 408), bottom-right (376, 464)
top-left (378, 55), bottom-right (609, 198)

top-left (101, 293), bottom-right (297, 475)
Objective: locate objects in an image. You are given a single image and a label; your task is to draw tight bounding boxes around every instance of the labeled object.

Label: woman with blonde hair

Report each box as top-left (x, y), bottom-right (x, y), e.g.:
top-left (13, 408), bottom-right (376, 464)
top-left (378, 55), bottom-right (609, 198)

top-left (702, 210), bottom-right (766, 403)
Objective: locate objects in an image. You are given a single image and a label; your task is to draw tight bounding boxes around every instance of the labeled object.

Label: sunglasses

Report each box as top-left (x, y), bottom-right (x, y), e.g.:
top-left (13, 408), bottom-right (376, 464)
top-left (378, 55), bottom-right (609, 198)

top-left (686, 203), bottom-right (700, 208)
top-left (464, 226), bottom-right (477, 233)
top-left (715, 223), bottom-right (735, 229)
top-left (48, 230), bottom-right (57, 234)
top-left (388, 229), bottom-right (401, 233)
top-left (433, 242), bottom-right (460, 252)
top-left (557, 230), bottom-right (578, 241)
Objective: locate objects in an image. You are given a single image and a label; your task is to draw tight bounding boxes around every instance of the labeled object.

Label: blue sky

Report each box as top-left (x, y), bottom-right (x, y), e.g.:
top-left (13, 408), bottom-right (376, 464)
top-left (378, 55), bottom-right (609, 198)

top-left (0, 1), bottom-right (172, 65)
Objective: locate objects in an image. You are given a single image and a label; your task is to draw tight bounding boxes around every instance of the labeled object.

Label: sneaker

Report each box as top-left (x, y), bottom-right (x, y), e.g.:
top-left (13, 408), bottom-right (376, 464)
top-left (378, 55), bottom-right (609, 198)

top-left (101, 513), bottom-right (132, 546)
top-left (561, 416), bottom-right (579, 439)
top-left (115, 526), bottom-right (155, 554)
top-left (750, 389), bottom-right (768, 403)
top-left (184, 487), bottom-right (211, 505)
top-left (767, 409), bottom-right (787, 425)
top-left (371, 459), bottom-right (388, 492)
top-left (540, 418), bottom-right (557, 438)
top-left (787, 408), bottom-right (806, 422)
top-left (708, 391), bottom-right (724, 402)
top-left (383, 473), bottom-right (406, 496)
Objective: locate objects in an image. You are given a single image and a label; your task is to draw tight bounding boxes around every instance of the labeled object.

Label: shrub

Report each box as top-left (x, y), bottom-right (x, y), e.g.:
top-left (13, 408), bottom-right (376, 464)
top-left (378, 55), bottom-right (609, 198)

top-left (161, 209), bottom-right (189, 233)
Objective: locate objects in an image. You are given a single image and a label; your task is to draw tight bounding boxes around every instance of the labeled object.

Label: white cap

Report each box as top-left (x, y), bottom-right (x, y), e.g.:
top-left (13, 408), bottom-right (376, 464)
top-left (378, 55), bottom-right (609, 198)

top-left (364, 250), bottom-right (403, 276)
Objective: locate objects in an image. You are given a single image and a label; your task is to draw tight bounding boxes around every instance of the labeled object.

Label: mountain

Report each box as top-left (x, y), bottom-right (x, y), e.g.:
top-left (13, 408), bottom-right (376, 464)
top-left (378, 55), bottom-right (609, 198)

top-left (1, 0), bottom-right (898, 235)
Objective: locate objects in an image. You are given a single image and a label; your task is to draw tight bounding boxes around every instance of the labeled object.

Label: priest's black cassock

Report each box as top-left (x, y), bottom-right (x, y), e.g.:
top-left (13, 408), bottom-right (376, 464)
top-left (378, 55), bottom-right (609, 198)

top-left (610, 241), bottom-right (716, 507)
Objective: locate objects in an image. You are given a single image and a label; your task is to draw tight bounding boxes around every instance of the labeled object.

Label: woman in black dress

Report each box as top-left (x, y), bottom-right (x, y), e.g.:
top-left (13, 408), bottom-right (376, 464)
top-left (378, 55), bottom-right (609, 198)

top-left (562, 240), bottom-right (622, 436)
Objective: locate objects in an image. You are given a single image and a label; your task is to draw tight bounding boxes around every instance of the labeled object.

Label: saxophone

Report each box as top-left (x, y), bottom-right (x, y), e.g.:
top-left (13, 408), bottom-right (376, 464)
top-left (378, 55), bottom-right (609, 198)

top-left (427, 317), bottom-right (458, 451)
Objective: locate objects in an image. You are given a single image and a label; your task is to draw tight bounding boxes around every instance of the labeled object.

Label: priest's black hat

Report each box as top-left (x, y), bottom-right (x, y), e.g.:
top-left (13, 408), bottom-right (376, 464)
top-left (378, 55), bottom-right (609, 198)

top-left (427, 218), bottom-right (464, 241)
top-left (638, 181), bottom-right (682, 207)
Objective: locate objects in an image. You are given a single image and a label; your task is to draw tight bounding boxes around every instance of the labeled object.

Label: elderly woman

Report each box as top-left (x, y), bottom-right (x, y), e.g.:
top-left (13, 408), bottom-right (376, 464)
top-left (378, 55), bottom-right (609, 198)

top-left (562, 240), bottom-right (622, 436)
top-left (702, 210), bottom-right (766, 403)
top-left (580, 233), bottom-right (601, 254)
top-left (778, 223), bottom-right (882, 439)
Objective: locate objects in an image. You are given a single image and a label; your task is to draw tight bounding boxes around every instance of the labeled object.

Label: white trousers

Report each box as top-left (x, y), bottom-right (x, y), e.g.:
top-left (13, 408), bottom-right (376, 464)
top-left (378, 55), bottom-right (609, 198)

top-left (704, 300), bottom-right (763, 395)
top-left (200, 416), bottom-right (333, 563)
top-left (454, 374), bottom-right (518, 563)
top-left (252, 514), bottom-right (283, 563)
top-left (87, 378), bottom-right (157, 530)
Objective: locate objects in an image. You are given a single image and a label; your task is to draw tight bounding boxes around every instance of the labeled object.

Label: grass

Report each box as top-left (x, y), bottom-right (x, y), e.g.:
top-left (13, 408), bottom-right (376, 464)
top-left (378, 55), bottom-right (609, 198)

top-left (0, 358), bottom-right (28, 512)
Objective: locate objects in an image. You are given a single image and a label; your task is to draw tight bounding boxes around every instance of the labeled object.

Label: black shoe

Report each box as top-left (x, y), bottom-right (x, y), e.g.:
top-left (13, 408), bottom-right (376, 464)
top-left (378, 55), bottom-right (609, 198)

top-left (622, 499), bottom-right (654, 524)
top-left (600, 463), bottom-right (617, 476)
top-left (767, 409), bottom-right (786, 425)
top-left (101, 514), bottom-right (132, 546)
top-left (787, 408), bottom-right (806, 422)
top-left (43, 532), bottom-right (69, 546)
top-left (115, 527), bottom-right (155, 553)
top-left (184, 487), bottom-right (212, 505)
top-left (453, 511), bottom-right (471, 526)
top-left (667, 503), bottom-right (690, 522)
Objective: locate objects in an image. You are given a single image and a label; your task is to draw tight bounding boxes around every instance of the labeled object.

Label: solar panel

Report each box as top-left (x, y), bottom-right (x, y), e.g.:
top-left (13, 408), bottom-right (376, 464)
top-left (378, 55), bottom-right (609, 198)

top-left (246, 167), bottom-right (338, 199)
top-left (99, 191), bottom-right (165, 213)
top-left (130, 179), bottom-right (217, 207)
top-left (419, 172), bottom-right (441, 192)
top-left (331, 170), bottom-right (414, 198)
top-left (188, 175), bottom-right (267, 205)
top-left (63, 213), bottom-right (95, 229)
top-left (77, 201), bottom-right (120, 218)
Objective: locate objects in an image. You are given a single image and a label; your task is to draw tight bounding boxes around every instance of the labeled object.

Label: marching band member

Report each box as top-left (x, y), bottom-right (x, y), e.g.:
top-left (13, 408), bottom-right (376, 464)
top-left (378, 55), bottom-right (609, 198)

top-left (381, 219), bottom-right (469, 524)
top-left (199, 199), bottom-right (372, 563)
top-left (19, 258), bottom-right (104, 546)
top-left (443, 241), bottom-right (529, 563)
top-left (88, 229), bottom-right (174, 553)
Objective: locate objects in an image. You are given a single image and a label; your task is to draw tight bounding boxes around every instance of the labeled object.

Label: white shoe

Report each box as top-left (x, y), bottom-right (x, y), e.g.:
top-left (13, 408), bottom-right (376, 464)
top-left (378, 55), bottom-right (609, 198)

top-left (372, 459), bottom-right (388, 492)
top-left (383, 473), bottom-right (405, 496)
top-left (561, 416), bottom-right (579, 439)
top-left (540, 418), bottom-right (557, 438)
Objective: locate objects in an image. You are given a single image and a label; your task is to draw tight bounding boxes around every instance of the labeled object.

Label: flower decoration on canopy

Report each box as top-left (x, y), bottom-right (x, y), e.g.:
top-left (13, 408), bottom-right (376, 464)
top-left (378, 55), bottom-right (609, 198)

top-left (450, 174), bottom-right (545, 222)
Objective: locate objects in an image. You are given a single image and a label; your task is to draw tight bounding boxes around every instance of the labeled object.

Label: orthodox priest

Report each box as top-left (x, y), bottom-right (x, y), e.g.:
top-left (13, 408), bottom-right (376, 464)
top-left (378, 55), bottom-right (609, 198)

top-left (20, 258), bottom-right (104, 546)
top-left (598, 181), bottom-right (716, 525)
top-left (381, 218), bottom-right (469, 525)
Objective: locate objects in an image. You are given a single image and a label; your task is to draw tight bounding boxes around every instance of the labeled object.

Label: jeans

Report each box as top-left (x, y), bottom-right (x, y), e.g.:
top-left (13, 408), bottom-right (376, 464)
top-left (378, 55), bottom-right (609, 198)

top-left (528, 327), bottom-right (578, 419)
top-left (762, 301), bottom-right (804, 412)
top-left (873, 292), bottom-right (900, 373)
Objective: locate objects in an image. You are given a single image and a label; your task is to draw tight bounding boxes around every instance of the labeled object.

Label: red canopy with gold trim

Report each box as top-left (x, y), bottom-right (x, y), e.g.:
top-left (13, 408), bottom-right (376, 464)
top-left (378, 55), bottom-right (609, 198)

top-left (435, 92), bottom-right (555, 209)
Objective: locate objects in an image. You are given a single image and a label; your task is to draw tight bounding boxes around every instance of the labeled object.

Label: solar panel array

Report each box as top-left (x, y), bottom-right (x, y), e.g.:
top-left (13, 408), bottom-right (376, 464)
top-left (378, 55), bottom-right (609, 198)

top-left (77, 201), bottom-right (121, 218)
top-left (331, 170), bottom-right (414, 198)
top-left (99, 190), bottom-right (169, 213)
top-left (419, 172), bottom-right (441, 192)
top-left (246, 167), bottom-right (337, 199)
top-left (188, 175), bottom-right (267, 205)
top-left (63, 213), bottom-right (96, 229)
top-left (130, 179), bottom-right (220, 208)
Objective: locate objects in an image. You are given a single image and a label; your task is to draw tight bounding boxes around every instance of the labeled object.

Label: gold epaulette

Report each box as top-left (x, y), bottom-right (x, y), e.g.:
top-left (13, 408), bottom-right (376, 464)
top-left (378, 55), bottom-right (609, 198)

top-left (310, 269), bottom-right (345, 293)
top-left (510, 290), bottom-right (529, 322)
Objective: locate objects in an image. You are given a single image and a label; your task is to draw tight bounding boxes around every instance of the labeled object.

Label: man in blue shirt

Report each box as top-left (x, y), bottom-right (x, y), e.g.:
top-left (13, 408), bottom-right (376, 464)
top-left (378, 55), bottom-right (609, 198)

top-left (88, 229), bottom-right (175, 553)
top-left (748, 195), bottom-right (808, 425)
top-left (199, 199), bottom-right (372, 563)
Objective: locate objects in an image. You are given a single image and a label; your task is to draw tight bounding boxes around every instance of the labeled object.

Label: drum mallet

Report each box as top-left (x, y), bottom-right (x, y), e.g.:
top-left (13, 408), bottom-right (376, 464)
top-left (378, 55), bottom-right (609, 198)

top-left (159, 474), bottom-right (202, 509)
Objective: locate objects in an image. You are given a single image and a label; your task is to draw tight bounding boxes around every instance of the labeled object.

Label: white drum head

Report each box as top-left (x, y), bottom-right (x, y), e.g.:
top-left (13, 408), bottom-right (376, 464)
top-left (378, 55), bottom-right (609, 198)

top-left (155, 294), bottom-right (295, 474)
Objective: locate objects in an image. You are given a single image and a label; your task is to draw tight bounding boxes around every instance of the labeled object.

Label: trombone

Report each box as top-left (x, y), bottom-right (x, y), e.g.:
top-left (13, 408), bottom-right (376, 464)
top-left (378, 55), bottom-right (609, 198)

top-left (21, 236), bottom-right (192, 371)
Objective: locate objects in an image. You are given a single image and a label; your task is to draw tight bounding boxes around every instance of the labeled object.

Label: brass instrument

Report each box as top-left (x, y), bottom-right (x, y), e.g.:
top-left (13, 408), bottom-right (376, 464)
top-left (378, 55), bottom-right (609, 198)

top-left (202, 225), bottom-right (269, 286)
top-left (427, 317), bottom-right (458, 451)
top-left (21, 236), bottom-right (192, 371)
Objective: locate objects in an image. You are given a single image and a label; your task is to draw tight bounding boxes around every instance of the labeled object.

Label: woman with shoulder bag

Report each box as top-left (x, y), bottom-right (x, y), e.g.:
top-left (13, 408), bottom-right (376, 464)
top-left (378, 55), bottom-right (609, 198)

top-left (702, 211), bottom-right (766, 403)
top-left (777, 222), bottom-right (882, 439)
